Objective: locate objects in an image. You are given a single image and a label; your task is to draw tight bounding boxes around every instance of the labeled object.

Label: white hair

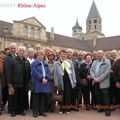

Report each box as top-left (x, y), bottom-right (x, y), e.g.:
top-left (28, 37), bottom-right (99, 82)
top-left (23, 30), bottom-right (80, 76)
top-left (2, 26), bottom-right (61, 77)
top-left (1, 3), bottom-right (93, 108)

top-left (9, 42), bottom-right (17, 48)
top-left (66, 48), bottom-right (73, 53)
top-left (18, 46), bottom-right (26, 52)
top-left (27, 47), bottom-right (35, 53)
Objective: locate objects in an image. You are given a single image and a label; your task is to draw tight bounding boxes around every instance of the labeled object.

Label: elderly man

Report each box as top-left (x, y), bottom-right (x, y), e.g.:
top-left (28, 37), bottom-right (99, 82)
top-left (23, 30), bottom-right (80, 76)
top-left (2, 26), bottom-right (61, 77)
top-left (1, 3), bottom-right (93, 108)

top-left (4, 42), bottom-right (17, 114)
top-left (90, 50), bottom-right (111, 116)
top-left (109, 50), bottom-right (118, 110)
top-left (6, 46), bottom-right (31, 117)
top-left (66, 49), bottom-right (78, 111)
top-left (27, 47), bottom-right (35, 110)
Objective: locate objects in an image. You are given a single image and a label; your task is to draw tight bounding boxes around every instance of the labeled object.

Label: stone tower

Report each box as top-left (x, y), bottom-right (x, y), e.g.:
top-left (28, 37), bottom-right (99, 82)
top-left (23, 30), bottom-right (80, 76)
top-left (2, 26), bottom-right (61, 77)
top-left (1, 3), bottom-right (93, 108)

top-left (86, 1), bottom-right (105, 39)
top-left (72, 18), bottom-right (83, 39)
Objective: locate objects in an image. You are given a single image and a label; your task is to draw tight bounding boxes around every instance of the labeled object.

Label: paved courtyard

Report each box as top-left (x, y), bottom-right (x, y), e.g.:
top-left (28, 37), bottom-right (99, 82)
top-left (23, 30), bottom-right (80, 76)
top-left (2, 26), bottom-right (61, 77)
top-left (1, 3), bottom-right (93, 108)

top-left (0, 109), bottom-right (120, 120)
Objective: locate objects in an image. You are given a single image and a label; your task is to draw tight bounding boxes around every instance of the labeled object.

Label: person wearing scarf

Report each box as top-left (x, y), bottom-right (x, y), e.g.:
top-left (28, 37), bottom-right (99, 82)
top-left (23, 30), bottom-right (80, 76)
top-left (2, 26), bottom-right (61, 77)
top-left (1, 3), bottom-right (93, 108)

top-left (54, 49), bottom-right (76, 114)
top-left (79, 54), bottom-right (92, 110)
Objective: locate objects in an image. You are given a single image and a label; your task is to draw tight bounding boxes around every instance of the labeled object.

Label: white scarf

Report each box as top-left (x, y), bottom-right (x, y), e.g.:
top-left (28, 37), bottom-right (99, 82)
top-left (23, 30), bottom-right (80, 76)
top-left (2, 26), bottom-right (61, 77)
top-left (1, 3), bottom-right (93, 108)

top-left (62, 60), bottom-right (72, 75)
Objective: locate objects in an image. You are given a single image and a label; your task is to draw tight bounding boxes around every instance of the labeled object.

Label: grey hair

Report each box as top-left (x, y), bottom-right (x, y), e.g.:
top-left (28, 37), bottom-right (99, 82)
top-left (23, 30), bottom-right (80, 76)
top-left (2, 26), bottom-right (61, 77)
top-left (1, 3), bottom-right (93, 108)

top-left (9, 42), bottom-right (17, 48)
top-left (18, 46), bottom-right (26, 52)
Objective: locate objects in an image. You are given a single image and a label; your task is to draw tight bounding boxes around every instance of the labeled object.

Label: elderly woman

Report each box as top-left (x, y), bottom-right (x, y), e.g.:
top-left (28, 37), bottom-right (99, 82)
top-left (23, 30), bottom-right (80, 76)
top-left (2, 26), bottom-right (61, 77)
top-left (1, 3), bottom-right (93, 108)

top-left (48, 50), bottom-right (56, 112)
top-left (31, 50), bottom-right (51, 118)
top-left (54, 49), bottom-right (76, 114)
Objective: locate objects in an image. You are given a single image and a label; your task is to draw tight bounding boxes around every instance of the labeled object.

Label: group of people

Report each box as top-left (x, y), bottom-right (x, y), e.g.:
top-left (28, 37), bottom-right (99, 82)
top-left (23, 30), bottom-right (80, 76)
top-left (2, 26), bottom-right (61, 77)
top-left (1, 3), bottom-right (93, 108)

top-left (0, 42), bottom-right (120, 117)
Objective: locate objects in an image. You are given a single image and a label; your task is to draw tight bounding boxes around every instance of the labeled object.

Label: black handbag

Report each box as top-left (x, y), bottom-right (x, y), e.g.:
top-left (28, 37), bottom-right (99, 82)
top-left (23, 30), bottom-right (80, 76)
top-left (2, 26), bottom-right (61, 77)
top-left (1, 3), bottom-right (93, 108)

top-left (52, 94), bottom-right (63, 102)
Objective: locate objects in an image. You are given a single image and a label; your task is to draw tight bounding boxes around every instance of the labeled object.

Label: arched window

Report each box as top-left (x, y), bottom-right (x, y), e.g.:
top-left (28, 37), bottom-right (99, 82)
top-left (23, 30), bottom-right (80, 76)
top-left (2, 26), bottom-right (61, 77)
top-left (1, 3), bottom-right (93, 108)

top-left (74, 29), bottom-right (77, 33)
top-left (94, 19), bottom-right (97, 23)
top-left (94, 25), bottom-right (96, 29)
top-left (89, 20), bottom-right (91, 24)
top-left (24, 26), bottom-right (28, 37)
top-left (31, 27), bottom-right (34, 38)
top-left (89, 25), bottom-right (91, 30)
top-left (37, 29), bottom-right (41, 38)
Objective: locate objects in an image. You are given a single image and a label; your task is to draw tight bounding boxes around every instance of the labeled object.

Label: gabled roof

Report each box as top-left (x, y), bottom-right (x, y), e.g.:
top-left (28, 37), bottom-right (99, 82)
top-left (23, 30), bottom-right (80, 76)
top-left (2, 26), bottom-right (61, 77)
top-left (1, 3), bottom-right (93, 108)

top-left (87, 1), bottom-right (101, 19)
top-left (14, 17), bottom-right (46, 29)
top-left (47, 31), bottom-right (120, 52)
top-left (94, 36), bottom-right (120, 51)
top-left (46, 32), bottom-right (93, 51)
top-left (0, 20), bottom-right (13, 34)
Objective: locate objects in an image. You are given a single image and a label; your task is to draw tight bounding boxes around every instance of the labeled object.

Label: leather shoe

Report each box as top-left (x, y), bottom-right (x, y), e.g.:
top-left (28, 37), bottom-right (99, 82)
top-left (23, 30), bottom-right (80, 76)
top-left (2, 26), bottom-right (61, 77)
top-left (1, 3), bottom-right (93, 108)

top-left (11, 112), bottom-right (17, 117)
top-left (33, 113), bottom-right (38, 118)
top-left (39, 112), bottom-right (47, 117)
top-left (20, 111), bottom-right (26, 116)
top-left (98, 109), bottom-right (105, 112)
top-left (105, 111), bottom-right (111, 116)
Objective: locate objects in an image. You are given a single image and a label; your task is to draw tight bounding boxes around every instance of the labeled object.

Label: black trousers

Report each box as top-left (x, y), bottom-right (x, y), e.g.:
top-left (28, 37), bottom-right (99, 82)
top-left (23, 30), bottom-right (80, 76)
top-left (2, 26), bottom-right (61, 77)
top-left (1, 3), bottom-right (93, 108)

top-left (79, 85), bottom-right (90, 106)
top-left (24, 90), bottom-right (29, 110)
top-left (12, 87), bottom-right (26, 113)
top-left (71, 88), bottom-right (78, 106)
top-left (2, 86), bottom-right (8, 106)
top-left (93, 83), bottom-right (110, 110)
top-left (110, 81), bottom-right (117, 106)
top-left (115, 88), bottom-right (120, 105)
top-left (32, 92), bottom-right (46, 114)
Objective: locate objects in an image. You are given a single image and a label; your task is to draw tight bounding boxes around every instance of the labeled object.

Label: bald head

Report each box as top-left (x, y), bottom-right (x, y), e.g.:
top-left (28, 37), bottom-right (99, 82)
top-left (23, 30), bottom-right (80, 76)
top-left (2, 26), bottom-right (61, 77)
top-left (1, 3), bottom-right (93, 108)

top-left (111, 49), bottom-right (117, 60)
top-left (66, 48), bottom-right (73, 59)
top-left (96, 50), bottom-right (105, 60)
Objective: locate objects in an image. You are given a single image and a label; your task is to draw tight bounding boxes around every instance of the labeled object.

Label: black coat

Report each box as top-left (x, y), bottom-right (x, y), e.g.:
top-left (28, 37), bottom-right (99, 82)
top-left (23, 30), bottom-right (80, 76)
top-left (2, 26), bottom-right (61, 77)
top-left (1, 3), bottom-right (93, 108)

top-left (113, 59), bottom-right (120, 83)
top-left (4, 52), bottom-right (14, 85)
top-left (12, 56), bottom-right (31, 88)
top-left (5, 55), bottom-right (31, 89)
top-left (79, 62), bottom-right (92, 86)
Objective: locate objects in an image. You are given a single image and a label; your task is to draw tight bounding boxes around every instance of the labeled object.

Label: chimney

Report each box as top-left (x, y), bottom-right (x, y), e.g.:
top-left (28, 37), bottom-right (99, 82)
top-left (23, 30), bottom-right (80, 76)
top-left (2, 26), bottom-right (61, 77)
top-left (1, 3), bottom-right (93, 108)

top-left (3, 26), bottom-right (8, 34)
top-left (93, 34), bottom-right (97, 47)
top-left (50, 27), bottom-right (54, 40)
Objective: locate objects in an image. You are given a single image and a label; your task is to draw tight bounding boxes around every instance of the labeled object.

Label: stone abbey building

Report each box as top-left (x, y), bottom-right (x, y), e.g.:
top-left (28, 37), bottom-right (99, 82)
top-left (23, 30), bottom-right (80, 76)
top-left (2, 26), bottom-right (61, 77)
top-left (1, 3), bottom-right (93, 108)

top-left (0, 1), bottom-right (120, 52)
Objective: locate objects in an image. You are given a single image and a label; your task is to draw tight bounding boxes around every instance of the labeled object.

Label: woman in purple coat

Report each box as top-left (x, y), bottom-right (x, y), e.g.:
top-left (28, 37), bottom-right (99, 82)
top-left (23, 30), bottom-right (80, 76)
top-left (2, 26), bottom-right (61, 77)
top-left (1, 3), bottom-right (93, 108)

top-left (31, 50), bottom-right (51, 118)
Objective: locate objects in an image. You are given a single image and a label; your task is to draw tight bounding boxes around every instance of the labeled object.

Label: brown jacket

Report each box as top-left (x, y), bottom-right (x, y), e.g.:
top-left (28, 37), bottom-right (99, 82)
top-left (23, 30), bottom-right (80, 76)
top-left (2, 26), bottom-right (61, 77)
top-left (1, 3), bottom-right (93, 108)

top-left (0, 57), bottom-right (5, 86)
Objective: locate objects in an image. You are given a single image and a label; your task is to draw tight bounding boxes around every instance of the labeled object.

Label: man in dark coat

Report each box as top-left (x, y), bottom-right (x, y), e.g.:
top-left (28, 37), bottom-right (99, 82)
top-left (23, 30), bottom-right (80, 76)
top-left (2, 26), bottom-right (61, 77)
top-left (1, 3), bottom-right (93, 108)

top-left (4, 42), bottom-right (17, 113)
top-left (6, 46), bottom-right (31, 117)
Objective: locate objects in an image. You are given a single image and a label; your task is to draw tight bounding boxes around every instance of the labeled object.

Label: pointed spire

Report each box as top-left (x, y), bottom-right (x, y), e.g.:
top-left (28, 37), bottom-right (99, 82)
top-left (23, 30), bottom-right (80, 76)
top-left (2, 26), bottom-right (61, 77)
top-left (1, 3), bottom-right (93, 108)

top-left (87, 1), bottom-right (101, 19)
top-left (75, 18), bottom-right (79, 26)
top-left (72, 18), bottom-right (82, 30)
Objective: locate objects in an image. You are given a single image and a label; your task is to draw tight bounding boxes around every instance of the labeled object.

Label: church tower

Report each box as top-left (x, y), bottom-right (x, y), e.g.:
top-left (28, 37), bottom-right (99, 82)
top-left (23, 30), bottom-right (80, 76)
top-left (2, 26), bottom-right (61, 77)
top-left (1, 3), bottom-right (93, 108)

top-left (72, 18), bottom-right (83, 39)
top-left (86, 1), bottom-right (105, 38)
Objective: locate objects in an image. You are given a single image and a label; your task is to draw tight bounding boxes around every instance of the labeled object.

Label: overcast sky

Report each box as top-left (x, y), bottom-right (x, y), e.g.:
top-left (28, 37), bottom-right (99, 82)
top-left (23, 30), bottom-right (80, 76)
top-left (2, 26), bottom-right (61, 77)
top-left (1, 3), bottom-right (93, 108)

top-left (0, 0), bottom-right (120, 37)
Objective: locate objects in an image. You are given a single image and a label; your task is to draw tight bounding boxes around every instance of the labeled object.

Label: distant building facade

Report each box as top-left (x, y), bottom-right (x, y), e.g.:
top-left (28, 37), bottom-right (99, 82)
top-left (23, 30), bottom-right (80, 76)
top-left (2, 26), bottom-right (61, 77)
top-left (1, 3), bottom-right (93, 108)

top-left (0, 17), bottom-right (55, 50)
top-left (0, 1), bottom-right (120, 52)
